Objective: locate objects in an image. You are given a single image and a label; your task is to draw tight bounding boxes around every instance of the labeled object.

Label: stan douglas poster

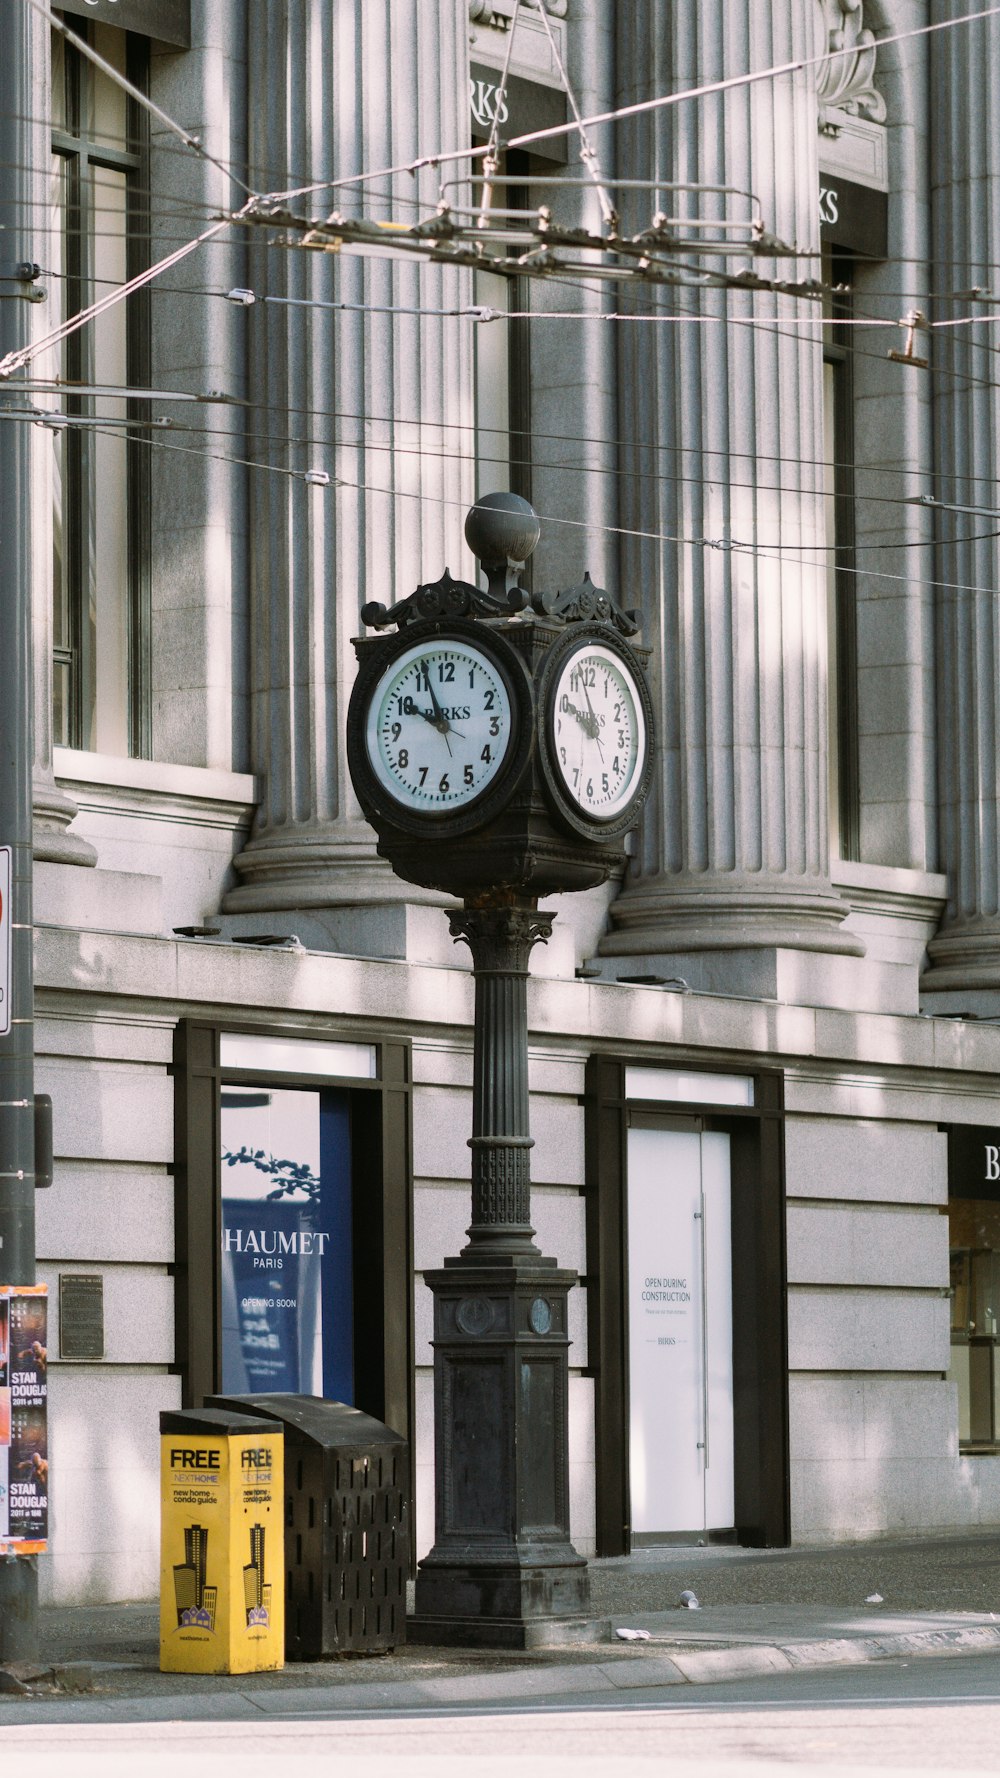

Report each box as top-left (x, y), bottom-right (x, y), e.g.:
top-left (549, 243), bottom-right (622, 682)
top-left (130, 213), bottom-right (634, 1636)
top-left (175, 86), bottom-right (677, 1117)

top-left (0, 1285), bottom-right (48, 1553)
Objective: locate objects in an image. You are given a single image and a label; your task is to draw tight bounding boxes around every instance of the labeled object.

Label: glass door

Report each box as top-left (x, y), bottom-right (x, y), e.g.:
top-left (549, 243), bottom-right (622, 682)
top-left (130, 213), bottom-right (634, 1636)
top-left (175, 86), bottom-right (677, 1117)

top-left (219, 1085), bottom-right (353, 1401)
top-left (626, 1126), bottom-right (735, 1538)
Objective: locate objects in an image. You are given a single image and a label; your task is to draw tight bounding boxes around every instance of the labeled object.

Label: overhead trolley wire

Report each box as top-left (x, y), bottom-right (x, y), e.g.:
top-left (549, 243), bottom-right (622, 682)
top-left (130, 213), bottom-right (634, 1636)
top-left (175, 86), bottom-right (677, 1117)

top-left (15, 405), bottom-right (1000, 606)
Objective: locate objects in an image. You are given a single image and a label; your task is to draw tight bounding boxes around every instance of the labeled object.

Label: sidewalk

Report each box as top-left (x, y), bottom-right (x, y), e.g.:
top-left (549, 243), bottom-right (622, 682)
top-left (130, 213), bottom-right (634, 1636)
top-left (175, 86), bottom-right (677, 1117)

top-left (5, 1532), bottom-right (1000, 1719)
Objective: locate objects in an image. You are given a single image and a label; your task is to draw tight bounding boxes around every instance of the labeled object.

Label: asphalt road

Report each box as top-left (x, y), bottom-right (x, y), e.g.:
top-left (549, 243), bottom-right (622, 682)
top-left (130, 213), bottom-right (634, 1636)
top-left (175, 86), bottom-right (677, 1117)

top-left (7, 1652), bottom-right (1000, 1775)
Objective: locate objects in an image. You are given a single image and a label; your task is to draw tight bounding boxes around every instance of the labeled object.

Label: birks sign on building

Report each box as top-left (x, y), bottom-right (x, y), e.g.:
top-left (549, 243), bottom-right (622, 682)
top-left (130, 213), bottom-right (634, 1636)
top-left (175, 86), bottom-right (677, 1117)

top-left (470, 63), bottom-right (568, 163)
top-left (948, 1125), bottom-right (1000, 1193)
top-left (0, 846), bottom-right (10, 1039)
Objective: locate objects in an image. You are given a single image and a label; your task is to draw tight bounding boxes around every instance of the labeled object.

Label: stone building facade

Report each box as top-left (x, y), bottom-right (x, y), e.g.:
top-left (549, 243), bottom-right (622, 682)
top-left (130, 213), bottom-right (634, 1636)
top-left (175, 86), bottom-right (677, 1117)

top-left (8, 0), bottom-right (1000, 1601)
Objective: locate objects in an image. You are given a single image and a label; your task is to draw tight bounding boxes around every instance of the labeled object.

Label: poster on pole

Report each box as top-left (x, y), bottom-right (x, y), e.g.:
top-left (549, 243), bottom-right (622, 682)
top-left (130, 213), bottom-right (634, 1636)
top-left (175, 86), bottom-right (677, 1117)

top-left (0, 845), bottom-right (10, 1037)
top-left (0, 1285), bottom-right (48, 1555)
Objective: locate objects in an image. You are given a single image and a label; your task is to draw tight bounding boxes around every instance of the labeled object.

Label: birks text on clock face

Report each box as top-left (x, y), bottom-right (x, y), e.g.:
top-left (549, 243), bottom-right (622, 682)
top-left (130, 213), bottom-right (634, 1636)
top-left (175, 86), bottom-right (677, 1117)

top-left (365, 637), bottom-right (513, 811)
top-left (551, 641), bottom-right (646, 819)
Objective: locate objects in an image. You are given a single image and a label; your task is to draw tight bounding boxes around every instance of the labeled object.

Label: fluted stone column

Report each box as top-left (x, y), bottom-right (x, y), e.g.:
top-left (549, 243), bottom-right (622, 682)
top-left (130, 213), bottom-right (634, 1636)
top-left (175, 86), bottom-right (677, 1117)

top-left (29, 12), bottom-right (95, 867)
top-left (225, 0), bottom-right (476, 916)
top-left (600, 1), bottom-right (861, 983)
top-left (922, 4), bottom-right (1000, 998)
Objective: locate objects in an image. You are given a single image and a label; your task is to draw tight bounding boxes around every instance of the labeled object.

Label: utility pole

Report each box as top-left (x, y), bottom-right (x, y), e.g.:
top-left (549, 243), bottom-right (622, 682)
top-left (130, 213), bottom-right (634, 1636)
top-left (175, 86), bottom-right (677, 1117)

top-left (0, 0), bottom-right (40, 1664)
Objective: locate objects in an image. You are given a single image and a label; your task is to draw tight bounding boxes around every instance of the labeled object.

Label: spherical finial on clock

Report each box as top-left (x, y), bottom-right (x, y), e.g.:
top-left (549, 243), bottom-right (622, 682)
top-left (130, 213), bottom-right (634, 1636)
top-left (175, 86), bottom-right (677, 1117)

top-left (465, 492), bottom-right (540, 571)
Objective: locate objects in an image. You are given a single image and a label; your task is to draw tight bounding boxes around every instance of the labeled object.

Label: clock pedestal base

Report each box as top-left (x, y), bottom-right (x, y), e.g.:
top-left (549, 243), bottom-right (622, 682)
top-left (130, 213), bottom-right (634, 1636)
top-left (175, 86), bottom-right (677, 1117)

top-left (411, 1260), bottom-right (591, 1646)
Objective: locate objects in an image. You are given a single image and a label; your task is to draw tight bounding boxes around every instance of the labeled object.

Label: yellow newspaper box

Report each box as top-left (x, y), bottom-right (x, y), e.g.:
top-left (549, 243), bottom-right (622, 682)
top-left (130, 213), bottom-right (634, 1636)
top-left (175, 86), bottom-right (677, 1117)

top-left (160, 1407), bottom-right (284, 1674)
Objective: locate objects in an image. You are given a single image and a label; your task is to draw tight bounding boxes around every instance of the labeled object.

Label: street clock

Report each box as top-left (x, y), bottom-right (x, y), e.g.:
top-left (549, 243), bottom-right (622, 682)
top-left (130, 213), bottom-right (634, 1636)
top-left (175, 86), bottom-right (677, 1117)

top-left (346, 497), bottom-right (655, 901)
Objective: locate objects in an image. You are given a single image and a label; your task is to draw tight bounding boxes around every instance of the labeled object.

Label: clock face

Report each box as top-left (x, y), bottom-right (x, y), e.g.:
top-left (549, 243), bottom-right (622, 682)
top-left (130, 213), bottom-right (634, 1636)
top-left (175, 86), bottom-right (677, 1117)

top-left (364, 636), bottom-right (514, 812)
top-left (550, 641), bottom-right (647, 820)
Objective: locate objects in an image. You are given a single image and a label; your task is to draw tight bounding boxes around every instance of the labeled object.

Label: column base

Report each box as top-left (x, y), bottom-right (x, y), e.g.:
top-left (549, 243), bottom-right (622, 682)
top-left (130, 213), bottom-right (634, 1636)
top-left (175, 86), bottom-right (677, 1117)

top-left (32, 773), bottom-right (97, 868)
top-left (921, 920), bottom-right (1000, 1004)
top-left (601, 874), bottom-right (864, 960)
top-left (223, 820), bottom-right (449, 915)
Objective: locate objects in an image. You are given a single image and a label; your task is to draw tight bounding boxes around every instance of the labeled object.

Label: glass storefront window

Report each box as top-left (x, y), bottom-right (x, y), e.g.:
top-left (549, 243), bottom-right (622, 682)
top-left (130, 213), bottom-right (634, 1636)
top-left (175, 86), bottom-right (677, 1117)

top-left (946, 1194), bottom-right (1000, 1449)
top-left (220, 1085), bottom-right (353, 1401)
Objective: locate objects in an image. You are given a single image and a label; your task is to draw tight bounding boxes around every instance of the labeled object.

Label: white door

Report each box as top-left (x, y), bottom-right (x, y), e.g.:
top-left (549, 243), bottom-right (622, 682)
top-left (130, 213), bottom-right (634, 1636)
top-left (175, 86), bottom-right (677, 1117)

top-left (627, 1126), bottom-right (735, 1537)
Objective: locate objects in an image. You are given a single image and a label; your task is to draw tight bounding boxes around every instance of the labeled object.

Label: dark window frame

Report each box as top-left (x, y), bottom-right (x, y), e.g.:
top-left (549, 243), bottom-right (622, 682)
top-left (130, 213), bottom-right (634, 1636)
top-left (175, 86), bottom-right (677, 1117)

top-left (172, 1021), bottom-right (415, 1470)
top-left (583, 1054), bottom-right (789, 1554)
top-left (943, 1123), bottom-right (1000, 1453)
top-left (51, 21), bottom-right (152, 756)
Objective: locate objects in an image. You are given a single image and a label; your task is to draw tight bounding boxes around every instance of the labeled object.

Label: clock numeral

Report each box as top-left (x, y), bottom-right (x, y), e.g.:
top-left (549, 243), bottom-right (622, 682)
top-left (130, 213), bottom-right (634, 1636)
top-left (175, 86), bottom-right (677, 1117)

top-left (613, 756), bottom-right (620, 775)
top-left (619, 729), bottom-right (626, 749)
top-left (614, 703), bottom-right (622, 722)
top-left (418, 765), bottom-right (429, 786)
top-left (560, 746), bottom-right (566, 765)
top-left (602, 773), bottom-right (609, 795)
top-left (468, 668), bottom-right (476, 689)
top-left (416, 663), bottom-right (430, 692)
top-left (481, 745), bottom-right (492, 764)
top-left (438, 661), bottom-right (455, 684)
top-left (391, 722), bottom-right (401, 742)
top-left (439, 773), bottom-right (450, 794)
top-left (483, 690), bottom-right (495, 711)
top-left (586, 777), bottom-right (594, 799)
top-left (398, 748), bottom-right (409, 768)
top-left (489, 717), bottom-right (500, 737)
top-left (464, 765), bottom-right (474, 786)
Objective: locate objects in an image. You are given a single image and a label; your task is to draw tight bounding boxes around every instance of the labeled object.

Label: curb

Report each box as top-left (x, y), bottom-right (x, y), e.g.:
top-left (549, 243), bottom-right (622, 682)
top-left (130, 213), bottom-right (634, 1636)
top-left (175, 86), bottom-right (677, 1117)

top-left (656, 1623), bottom-right (1000, 1685)
top-left (3, 1623), bottom-right (1000, 1719)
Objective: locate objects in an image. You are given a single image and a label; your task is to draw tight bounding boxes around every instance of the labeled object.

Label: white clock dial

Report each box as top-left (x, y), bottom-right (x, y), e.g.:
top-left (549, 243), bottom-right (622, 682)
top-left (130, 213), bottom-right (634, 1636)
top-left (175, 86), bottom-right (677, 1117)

top-left (551, 641), bottom-right (646, 819)
top-left (365, 637), bottom-right (513, 811)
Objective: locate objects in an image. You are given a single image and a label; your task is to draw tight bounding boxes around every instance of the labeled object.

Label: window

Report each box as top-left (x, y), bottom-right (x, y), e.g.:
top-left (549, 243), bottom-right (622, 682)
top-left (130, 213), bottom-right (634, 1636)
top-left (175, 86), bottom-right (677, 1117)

top-left (947, 1189), bottom-right (1000, 1449)
top-left (174, 1021), bottom-right (413, 1436)
top-left (822, 249), bottom-right (860, 861)
top-left (220, 1085), bottom-right (355, 1400)
top-left (50, 21), bottom-right (150, 756)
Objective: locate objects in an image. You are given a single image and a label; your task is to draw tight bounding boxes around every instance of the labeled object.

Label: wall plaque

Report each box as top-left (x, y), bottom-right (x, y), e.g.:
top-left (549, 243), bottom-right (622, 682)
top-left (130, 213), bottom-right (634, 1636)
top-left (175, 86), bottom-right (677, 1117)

top-left (59, 1273), bottom-right (105, 1361)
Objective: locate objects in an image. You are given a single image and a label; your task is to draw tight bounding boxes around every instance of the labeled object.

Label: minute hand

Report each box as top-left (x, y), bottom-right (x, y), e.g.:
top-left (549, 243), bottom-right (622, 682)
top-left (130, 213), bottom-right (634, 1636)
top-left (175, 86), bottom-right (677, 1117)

top-left (419, 662), bottom-right (454, 756)
top-left (422, 665), bottom-right (446, 728)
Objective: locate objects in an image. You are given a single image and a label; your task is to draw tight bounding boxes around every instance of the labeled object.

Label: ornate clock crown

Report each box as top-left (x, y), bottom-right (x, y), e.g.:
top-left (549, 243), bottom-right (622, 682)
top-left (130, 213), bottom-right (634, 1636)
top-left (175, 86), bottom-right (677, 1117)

top-left (361, 493), bottom-right (642, 641)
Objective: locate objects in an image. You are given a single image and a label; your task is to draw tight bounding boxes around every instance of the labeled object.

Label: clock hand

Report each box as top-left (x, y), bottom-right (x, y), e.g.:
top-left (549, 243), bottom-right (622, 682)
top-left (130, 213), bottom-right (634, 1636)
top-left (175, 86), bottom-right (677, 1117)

top-left (421, 664), bottom-right (448, 731)
top-left (581, 681), bottom-right (605, 758)
top-left (564, 697), bottom-right (596, 736)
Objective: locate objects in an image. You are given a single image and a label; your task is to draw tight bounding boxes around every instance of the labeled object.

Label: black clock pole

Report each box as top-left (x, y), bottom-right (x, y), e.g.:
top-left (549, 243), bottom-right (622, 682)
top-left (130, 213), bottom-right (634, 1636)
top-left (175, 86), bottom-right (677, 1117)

top-left (411, 892), bottom-right (591, 1646)
top-left (348, 493), bottom-right (654, 1647)
top-left (451, 900), bottom-right (551, 1260)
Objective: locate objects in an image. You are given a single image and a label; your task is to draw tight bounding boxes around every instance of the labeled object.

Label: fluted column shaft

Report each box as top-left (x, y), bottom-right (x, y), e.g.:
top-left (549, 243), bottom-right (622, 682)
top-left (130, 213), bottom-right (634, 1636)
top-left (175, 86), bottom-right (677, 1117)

top-left (449, 903), bottom-right (553, 1259)
top-left (604, 0), bottom-right (858, 960)
top-left (28, 15), bottom-right (95, 865)
top-left (924, 4), bottom-right (1000, 988)
top-left (228, 0), bottom-right (476, 912)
